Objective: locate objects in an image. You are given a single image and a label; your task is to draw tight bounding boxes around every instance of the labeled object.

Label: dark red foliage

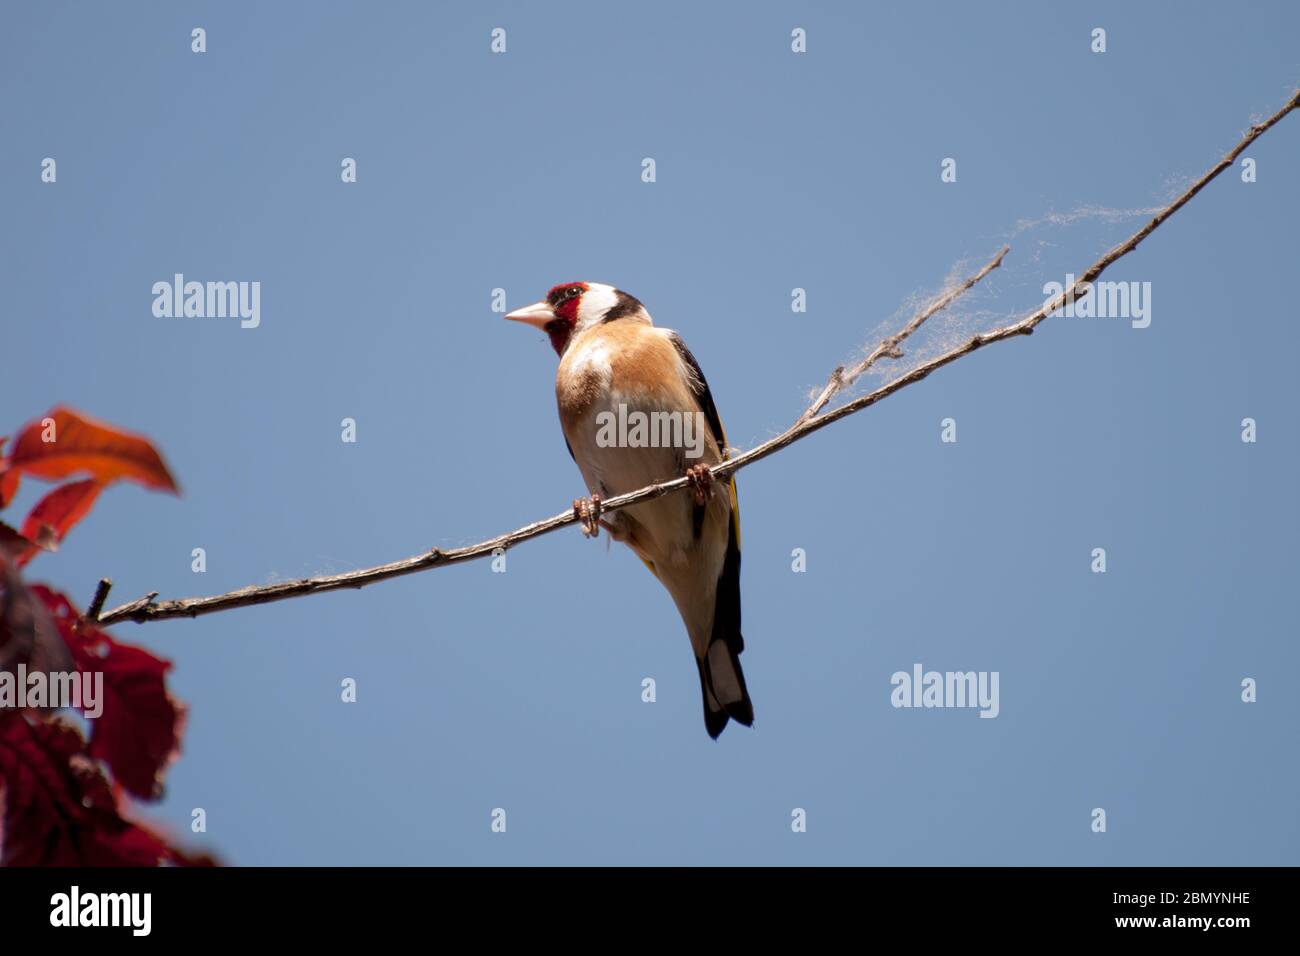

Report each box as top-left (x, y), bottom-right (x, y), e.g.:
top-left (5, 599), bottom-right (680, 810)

top-left (32, 586), bottom-right (186, 801)
top-left (0, 713), bottom-right (211, 866)
top-left (0, 406), bottom-right (211, 867)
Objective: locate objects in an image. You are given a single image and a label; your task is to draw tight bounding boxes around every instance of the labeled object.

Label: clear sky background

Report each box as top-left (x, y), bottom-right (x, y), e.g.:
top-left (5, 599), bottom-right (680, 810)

top-left (2, 1), bottom-right (1297, 865)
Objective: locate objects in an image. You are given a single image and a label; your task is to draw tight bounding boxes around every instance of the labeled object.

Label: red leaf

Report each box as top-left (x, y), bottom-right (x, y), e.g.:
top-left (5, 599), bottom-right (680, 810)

top-left (0, 469), bottom-right (18, 510)
top-left (0, 435), bottom-right (14, 507)
top-left (0, 561), bottom-right (73, 680)
top-left (32, 586), bottom-right (186, 801)
top-left (0, 523), bottom-right (36, 562)
top-left (0, 713), bottom-right (209, 866)
top-left (4, 407), bottom-right (179, 495)
top-left (16, 480), bottom-right (103, 567)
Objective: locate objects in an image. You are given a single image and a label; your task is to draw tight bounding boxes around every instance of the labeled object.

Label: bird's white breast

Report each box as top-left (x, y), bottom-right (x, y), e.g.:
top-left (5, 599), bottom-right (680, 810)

top-left (564, 336), bottom-right (614, 390)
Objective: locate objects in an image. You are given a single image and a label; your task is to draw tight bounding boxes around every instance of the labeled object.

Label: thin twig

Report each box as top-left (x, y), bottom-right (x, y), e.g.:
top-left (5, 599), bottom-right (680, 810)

top-left (85, 578), bottom-right (112, 623)
top-left (796, 245), bottom-right (1009, 425)
top-left (95, 91), bottom-right (1300, 627)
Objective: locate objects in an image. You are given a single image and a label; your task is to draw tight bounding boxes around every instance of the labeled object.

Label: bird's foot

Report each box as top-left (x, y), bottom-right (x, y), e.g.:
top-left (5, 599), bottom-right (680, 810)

top-left (573, 494), bottom-right (603, 538)
top-left (685, 464), bottom-right (715, 506)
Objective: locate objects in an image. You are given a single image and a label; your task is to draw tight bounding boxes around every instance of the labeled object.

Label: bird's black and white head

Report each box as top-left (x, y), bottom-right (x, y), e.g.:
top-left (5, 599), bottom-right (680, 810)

top-left (504, 282), bottom-right (649, 355)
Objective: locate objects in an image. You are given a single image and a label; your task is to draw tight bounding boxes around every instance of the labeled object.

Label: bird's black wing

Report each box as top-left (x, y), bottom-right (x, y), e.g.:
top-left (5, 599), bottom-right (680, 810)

top-left (667, 330), bottom-right (742, 546)
top-left (667, 332), bottom-right (727, 457)
top-left (669, 332), bottom-right (751, 735)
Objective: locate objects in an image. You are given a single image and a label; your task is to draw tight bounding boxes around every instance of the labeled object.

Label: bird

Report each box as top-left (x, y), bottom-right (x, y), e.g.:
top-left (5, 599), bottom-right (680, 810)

top-left (505, 282), bottom-right (753, 739)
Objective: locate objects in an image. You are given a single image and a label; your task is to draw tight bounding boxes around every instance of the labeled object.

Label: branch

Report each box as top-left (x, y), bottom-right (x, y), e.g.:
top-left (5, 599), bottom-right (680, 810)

top-left (96, 91), bottom-right (1299, 626)
top-left (796, 245), bottom-right (1009, 425)
top-left (85, 578), bottom-right (113, 622)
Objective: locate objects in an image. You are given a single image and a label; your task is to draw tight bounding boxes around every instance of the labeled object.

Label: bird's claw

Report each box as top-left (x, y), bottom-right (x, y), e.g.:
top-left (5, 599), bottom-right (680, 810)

top-left (573, 494), bottom-right (603, 538)
top-left (685, 464), bottom-right (715, 506)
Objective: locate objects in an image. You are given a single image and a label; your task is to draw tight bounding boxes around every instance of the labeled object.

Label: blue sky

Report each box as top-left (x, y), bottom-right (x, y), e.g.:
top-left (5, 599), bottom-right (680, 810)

top-left (2, 1), bottom-right (1297, 864)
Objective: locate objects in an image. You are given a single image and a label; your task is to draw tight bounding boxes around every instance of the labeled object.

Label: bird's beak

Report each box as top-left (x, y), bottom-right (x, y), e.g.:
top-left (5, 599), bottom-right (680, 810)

top-left (503, 300), bottom-right (555, 330)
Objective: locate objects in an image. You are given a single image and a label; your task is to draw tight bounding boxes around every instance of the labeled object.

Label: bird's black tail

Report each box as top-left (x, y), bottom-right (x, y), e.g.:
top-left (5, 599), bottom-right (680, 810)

top-left (698, 509), bottom-right (753, 739)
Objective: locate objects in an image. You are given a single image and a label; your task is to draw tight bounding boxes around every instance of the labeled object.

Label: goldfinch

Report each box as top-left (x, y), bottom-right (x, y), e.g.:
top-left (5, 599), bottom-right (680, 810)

top-left (505, 282), bottom-right (753, 739)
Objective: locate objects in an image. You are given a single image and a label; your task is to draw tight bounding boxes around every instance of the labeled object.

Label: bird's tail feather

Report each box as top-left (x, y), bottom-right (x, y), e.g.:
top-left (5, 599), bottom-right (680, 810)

top-left (697, 658), bottom-right (731, 739)
top-left (698, 509), bottom-right (753, 738)
top-left (706, 639), bottom-right (753, 726)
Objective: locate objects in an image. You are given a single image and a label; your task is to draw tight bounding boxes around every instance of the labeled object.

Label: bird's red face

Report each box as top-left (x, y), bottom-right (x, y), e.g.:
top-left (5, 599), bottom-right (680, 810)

top-left (504, 282), bottom-right (588, 355)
